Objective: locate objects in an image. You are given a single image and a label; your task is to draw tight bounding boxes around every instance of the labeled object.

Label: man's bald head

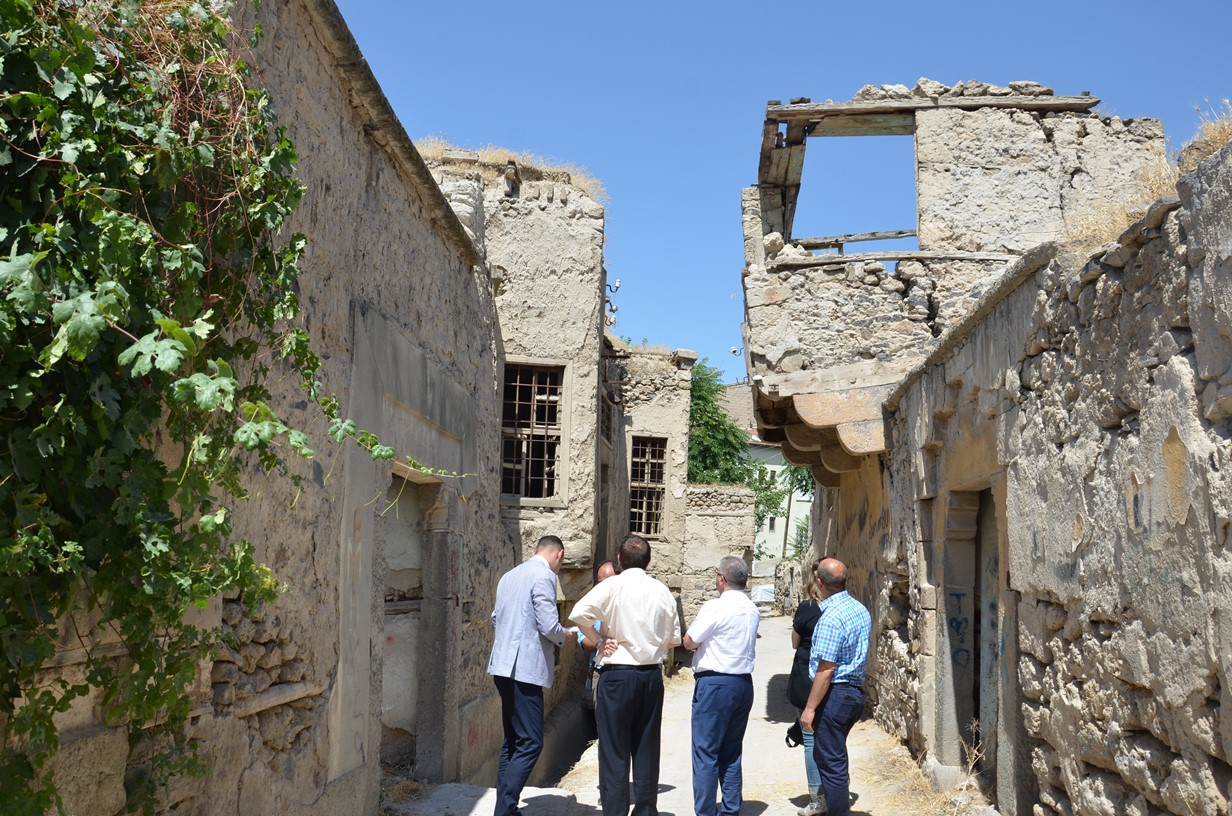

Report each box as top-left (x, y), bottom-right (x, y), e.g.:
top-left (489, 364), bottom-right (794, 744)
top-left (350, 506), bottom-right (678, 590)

top-left (817, 557), bottom-right (848, 593)
top-left (597, 560), bottom-right (617, 582)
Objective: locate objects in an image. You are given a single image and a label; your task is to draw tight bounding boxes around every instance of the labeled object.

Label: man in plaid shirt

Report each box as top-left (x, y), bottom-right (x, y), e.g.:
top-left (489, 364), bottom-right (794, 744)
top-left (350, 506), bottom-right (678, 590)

top-left (799, 558), bottom-right (870, 816)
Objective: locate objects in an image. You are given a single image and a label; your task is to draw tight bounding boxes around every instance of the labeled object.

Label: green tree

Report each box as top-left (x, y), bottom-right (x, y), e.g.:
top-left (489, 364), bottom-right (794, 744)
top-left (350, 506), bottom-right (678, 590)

top-left (687, 361), bottom-right (786, 529)
top-left (0, 3), bottom-right (394, 811)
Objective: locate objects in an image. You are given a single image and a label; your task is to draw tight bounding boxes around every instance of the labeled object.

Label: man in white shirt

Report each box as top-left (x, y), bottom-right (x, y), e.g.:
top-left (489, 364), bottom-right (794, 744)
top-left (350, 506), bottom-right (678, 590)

top-left (682, 555), bottom-right (760, 816)
top-left (571, 535), bottom-right (682, 816)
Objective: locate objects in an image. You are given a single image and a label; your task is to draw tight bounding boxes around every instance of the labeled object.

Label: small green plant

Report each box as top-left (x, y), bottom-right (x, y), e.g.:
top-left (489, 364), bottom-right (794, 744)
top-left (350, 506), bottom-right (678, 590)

top-left (687, 360), bottom-right (787, 528)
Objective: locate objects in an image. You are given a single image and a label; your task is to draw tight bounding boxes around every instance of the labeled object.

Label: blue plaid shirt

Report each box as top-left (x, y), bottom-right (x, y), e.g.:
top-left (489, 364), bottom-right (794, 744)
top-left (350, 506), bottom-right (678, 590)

top-left (808, 591), bottom-right (871, 687)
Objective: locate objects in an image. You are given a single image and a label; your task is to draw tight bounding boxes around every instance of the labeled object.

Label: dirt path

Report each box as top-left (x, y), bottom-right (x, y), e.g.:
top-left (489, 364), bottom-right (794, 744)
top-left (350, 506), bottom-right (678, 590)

top-left (556, 614), bottom-right (993, 816)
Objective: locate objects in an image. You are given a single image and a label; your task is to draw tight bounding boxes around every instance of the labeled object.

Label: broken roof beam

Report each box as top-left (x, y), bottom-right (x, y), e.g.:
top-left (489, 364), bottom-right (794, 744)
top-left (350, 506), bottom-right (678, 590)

top-left (769, 250), bottom-right (1015, 270)
top-left (766, 94), bottom-right (1100, 125)
top-left (794, 229), bottom-right (917, 251)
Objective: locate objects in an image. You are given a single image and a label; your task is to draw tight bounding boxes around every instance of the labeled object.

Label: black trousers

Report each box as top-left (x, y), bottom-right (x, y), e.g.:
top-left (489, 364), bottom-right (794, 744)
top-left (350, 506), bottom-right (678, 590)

top-left (595, 665), bottom-right (663, 816)
top-left (494, 675), bottom-right (544, 816)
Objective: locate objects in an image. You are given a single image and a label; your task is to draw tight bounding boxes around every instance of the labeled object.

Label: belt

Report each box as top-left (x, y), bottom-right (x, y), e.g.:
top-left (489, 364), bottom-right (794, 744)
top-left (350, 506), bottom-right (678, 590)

top-left (831, 681), bottom-right (863, 691)
top-left (598, 663), bottom-right (659, 672)
top-left (694, 671), bottom-right (752, 680)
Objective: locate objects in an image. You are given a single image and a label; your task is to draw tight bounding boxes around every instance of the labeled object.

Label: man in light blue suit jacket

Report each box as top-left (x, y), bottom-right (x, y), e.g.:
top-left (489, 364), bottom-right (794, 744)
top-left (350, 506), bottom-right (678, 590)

top-left (488, 535), bottom-right (569, 816)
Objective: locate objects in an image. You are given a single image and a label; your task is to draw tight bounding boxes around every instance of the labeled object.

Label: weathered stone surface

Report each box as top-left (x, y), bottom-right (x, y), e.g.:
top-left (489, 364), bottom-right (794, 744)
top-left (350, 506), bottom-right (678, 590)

top-left (48, 727), bottom-right (128, 816)
top-left (916, 108), bottom-right (1164, 253)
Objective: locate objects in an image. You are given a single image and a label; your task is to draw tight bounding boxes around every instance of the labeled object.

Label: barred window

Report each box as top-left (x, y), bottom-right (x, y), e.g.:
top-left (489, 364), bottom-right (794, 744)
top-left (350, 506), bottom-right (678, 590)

top-left (629, 436), bottom-right (667, 537)
top-left (501, 365), bottom-right (563, 498)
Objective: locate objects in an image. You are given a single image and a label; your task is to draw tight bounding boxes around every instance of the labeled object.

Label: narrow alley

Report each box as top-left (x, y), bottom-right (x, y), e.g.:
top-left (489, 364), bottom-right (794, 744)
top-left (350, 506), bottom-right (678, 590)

top-left (388, 615), bottom-right (993, 816)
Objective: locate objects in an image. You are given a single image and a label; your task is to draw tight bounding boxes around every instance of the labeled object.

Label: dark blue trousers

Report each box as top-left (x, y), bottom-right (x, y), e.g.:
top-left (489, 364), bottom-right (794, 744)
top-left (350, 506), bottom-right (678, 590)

top-left (494, 674), bottom-right (544, 816)
top-left (595, 665), bottom-right (664, 816)
top-left (811, 683), bottom-right (864, 816)
top-left (691, 673), bottom-right (754, 816)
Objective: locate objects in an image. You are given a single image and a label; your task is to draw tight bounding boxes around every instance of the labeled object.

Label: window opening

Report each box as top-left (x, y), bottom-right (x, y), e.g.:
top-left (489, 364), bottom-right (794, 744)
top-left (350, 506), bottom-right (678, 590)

top-left (629, 436), bottom-right (667, 537)
top-left (501, 365), bottom-right (563, 498)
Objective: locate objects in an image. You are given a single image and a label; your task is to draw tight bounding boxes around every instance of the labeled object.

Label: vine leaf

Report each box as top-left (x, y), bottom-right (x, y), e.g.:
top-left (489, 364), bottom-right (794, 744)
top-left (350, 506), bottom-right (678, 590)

top-left (117, 330), bottom-right (188, 376)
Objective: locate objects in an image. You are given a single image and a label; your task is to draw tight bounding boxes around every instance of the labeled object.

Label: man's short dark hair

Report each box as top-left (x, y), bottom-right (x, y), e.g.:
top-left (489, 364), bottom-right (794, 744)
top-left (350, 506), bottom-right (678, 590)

top-left (618, 534), bottom-right (651, 571)
top-left (536, 535), bottom-right (564, 553)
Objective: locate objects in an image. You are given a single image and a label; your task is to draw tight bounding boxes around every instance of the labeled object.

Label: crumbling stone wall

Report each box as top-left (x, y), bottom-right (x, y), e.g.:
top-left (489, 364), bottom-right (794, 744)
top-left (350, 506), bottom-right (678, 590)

top-left (680, 486), bottom-right (756, 622)
top-left (745, 250), bottom-right (1008, 373)
top-left (916, 106), bottom-right (1165, 253)
top-left (885, 144), bottom-right (1232, 815)
top-left (743, 80), bottom-right (1165, 378)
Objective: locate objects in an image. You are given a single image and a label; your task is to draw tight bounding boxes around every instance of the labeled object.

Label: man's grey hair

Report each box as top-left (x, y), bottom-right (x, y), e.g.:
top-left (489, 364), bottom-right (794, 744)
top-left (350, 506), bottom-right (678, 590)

top-left (718, 555), bottom-right (748, 589)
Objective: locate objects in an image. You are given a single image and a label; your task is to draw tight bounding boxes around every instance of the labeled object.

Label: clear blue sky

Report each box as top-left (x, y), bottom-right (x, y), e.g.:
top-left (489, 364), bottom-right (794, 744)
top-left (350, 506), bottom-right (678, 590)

top-left (333, 0), bottom-right (1229, 381)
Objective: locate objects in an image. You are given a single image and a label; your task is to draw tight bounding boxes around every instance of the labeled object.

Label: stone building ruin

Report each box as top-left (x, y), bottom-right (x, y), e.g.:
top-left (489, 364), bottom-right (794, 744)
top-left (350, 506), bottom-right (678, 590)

top-left (742, 79), bottom-right (1231, 815)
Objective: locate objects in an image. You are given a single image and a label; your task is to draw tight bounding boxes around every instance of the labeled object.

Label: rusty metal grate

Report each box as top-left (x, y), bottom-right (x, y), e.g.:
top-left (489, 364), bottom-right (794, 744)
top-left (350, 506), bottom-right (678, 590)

top-left (501, 365), bottom-right (563, 498)
top-left (629, 436), bottom-right (667, 536)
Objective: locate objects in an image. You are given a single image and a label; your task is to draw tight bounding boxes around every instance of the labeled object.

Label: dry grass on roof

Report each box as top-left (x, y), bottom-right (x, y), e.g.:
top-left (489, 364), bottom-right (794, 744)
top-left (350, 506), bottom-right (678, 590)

top-left (1179, 97), bottom-right (1232, 173)
top-left (415, 135), bottom-right (608, 204)
top-left (1065, 98), bottom-right (1232, 254)
top-left (1063, 156), bottom-right (1178, 254)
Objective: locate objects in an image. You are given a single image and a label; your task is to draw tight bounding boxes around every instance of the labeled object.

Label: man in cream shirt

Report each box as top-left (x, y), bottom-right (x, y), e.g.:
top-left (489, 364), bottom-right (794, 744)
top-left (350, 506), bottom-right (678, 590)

top-left (571, 534), bottom-right (682, 816)
top-left (683, 555), bottom-right (760, 816)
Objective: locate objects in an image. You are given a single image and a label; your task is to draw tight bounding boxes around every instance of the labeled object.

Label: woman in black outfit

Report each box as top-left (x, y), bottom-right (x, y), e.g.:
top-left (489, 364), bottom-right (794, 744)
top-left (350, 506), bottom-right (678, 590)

top-left (789, 557), bottom-right (825, 816)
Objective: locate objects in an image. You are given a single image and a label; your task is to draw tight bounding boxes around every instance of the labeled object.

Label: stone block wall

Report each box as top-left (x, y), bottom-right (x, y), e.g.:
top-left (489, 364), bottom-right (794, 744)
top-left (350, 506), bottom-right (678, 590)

top-left (884, 144), bottom-right (1232, 814)
top-left (1002, 150), bottom-right (1232, 815)
top-left (680, 486), bottom-right (756, 623)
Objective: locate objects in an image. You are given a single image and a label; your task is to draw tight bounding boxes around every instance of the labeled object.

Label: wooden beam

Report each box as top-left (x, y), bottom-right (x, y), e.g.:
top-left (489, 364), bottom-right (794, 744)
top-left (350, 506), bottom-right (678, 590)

top-left (769, 250), bottom-right (1015, 270)
top-left (836, 419), bottom-right (888, 455)
top-left (794, 229), bottom-right (917, 250)
top-left (807, 112), bottom-right (914, 137)
top-left (781, 441), bottom-right (820, 467)
top-left (766, 95), bottom-right (1100, 124)
top-left (811, 466), bottom-right (841, 489)
top-left (758, 119), bottom-right (779, 187)
top-left (760, 426), bottom-right (787, 444)
top-left (819, 442), bottom-right (862, 473)
top-left (783, 423), bottom-right (826, 451)
top-left (792, 384), bottom-right (896, 429)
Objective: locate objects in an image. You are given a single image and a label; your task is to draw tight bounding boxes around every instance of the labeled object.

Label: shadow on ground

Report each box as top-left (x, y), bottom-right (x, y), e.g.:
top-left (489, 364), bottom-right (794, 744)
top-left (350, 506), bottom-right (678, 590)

top-left (764, 673), bottom-right (797, 723)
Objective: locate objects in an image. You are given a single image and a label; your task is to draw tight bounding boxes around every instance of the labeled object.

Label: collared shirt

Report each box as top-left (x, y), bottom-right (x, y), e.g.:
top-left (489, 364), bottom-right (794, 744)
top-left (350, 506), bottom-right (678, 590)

top-left (808, 590), bottom-right (870, 686)
top-left (687, 589), bottom-right (759, 675)
top-left (570, 567), bottom-right (682, 666)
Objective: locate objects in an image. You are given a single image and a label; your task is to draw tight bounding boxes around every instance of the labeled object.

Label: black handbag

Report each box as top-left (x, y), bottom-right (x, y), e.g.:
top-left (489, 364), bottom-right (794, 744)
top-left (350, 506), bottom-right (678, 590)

top-left (785, 719), bottom-right (803, 747)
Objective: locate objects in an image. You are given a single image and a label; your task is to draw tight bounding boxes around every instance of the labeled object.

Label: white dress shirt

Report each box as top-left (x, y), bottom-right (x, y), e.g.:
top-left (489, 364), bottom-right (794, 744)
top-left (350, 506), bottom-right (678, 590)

top-left (687, 589), bottom-right (759, 675)
top-left (570, 567), bottom-right (682, 666)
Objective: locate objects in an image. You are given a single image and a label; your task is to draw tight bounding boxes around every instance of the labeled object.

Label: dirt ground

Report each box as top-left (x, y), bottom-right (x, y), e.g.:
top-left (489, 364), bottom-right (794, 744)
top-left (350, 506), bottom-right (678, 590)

top-left (555, 614), bottom-right (994, 816)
